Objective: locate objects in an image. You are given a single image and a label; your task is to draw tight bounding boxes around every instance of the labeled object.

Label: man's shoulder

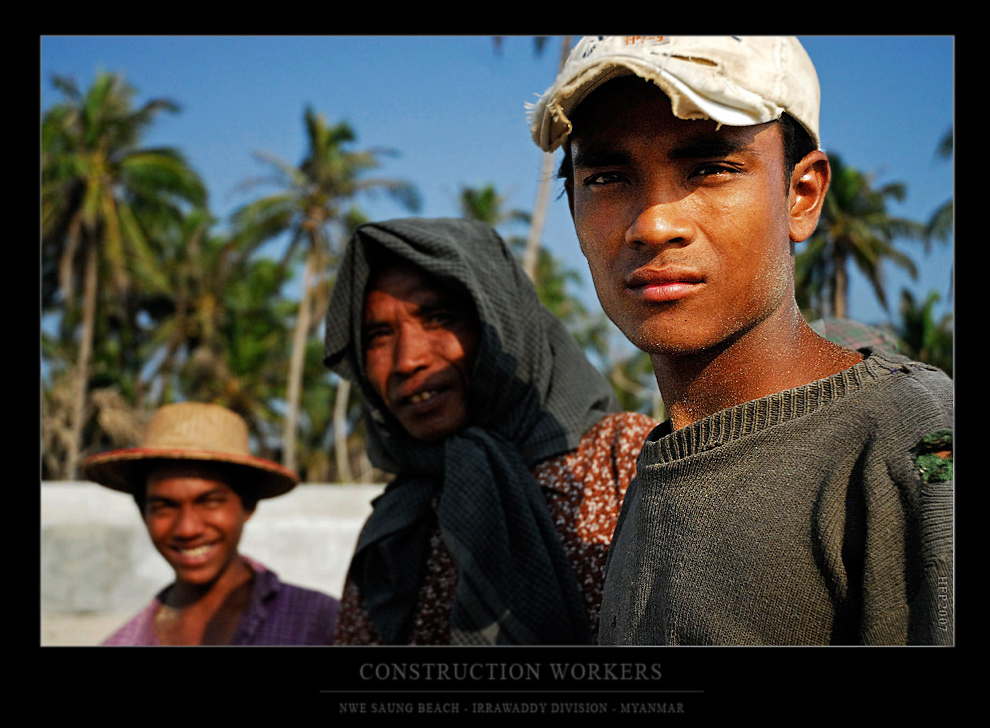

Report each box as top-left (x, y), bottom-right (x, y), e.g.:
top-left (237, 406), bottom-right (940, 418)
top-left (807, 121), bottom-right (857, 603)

top-left (252, 561), bottom-right (340, 610)
top-left (243, 561), bottom-right (340, 645)
top-left (846, 351), bottom-right (952, 423)
top-left (820, 352), bottom-right (953, 484)
top-left (100, 597), bottom-right (161, 646)
top-left (275, 579), bottom-right (341, 609)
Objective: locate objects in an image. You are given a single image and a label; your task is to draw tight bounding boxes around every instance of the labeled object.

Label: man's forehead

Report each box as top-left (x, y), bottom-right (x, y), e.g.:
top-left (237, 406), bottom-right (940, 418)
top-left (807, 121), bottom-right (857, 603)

top-left (571, 76), bottom-right (678, 127)
top-left (568, 77), bottom-right (775, 161)
top-left (365, 262), bottom-right (467, 310)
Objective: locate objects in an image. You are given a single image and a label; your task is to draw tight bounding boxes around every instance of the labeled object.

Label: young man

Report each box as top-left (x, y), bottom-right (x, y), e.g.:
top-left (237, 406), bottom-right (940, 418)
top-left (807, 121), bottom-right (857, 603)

top-left (323, 217), bottom-right (656, 644)
top-left (528, 36), bottom-right (953, 645)
top-left (83, 402), bottom-right (340, 645)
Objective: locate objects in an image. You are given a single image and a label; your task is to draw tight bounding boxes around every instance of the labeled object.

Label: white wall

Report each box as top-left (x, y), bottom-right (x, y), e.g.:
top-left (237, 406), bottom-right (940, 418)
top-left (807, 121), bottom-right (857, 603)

top-left (40, 481), bottom-right (384, 646)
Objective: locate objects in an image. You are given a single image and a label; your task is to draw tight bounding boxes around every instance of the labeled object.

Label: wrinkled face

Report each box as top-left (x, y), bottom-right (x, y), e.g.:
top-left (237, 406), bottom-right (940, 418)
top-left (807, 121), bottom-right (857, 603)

top-left (143, 463), bottom-right (252, 587)
top-left (362, 262), bottom-right (481, 442)
top-left (567, 77), bottom-right (799, 356)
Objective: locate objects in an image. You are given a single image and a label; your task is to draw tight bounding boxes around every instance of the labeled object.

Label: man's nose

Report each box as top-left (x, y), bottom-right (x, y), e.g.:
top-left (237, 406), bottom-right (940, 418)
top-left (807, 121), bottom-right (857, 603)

top-left (624, 195), bottom-right (696, 250)
top-left (173, 505), bottom-right (205, 538)
top-left (393, 324), bottom-right (432, 374)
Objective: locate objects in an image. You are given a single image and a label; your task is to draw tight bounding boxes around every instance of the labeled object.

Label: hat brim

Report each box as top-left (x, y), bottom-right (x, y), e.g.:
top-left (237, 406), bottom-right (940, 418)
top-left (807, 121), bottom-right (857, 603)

top-left (82, 447), bottom-right (299, 499)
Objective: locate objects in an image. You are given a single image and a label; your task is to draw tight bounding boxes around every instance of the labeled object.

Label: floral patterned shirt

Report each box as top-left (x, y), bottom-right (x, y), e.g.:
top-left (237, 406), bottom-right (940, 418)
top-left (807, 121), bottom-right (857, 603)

top-left (333, 411), bottom-right (657, 645)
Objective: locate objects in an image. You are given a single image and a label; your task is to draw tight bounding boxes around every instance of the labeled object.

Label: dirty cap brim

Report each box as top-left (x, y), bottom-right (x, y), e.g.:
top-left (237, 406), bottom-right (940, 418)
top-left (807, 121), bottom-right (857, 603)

top-left (528, 35), bottom-right (821, 152)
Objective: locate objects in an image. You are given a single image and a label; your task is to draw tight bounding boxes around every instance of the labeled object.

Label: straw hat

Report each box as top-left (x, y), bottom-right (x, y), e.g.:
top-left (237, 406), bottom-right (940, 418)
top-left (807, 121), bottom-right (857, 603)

top-left (82, 402), bottom-right (299, 498)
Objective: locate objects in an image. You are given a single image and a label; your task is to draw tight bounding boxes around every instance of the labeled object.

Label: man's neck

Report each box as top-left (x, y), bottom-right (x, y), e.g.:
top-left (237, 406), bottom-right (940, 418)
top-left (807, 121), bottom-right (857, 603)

top-left (157, 555), bottom-right (255, 645)
top-left (652, 307), bottom-right (863, 431)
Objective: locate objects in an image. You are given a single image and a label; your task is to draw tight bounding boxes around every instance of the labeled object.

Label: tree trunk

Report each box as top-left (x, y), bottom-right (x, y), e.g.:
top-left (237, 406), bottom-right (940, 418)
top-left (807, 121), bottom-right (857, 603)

top-left (358, 448), bottom-right (373, 483)
top-left (832, 246), bottom-right (849, 319)
top-left (282, 247), bottom-right (316, 474)
top-left (67, 241), bottom-right (98, 480)
top-left (332, 377), bottom-right (353, 483)
top-left (521, 36), bottom-right (572, 282)
top-left (522, 151), bottom-right (554, 281)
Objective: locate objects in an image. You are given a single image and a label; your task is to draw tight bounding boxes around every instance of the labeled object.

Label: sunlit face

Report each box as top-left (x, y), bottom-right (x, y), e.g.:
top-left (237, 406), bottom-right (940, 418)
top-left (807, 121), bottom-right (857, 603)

top-left (143, 463), bottom-right (253, 588)
top-left (362, 262), bottom-right (480, 442)
top-left (568, 77), bottom-right (800, 357)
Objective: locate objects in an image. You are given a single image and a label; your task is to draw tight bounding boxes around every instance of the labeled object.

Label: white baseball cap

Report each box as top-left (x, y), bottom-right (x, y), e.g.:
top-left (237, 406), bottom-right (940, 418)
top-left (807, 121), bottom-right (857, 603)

top-left (528, 35), bottom-right (821, 152)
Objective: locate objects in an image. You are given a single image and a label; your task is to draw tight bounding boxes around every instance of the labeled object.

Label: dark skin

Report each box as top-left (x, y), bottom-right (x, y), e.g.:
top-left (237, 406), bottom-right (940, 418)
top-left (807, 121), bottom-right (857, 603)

top-left (154, 576), bottom-right (253, 646)
top-left (143, 462), bottom-right (256, 645)
top-left (565, 77), bottom-right (861, 430)
top-left (362, 261), bottom-right (480, 442)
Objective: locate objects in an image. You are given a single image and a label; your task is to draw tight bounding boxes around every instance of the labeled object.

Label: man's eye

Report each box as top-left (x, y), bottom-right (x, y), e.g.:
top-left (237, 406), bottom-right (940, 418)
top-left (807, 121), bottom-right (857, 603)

top-left (582, 171), bottom-right (625, 187)
top-left (363, 328), bottom-right (390, 347)
top-left (689, 162), bottom-right (739, 179)
top-left (424, 311), bottom-right (457, 327)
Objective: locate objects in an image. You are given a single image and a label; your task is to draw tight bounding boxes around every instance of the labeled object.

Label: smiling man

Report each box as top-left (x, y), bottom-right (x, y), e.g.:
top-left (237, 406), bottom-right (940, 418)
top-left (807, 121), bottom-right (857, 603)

top-left (83, 402), bottom-right (340, 645)
top-left (360, 260), bottom-right (479, 443)
top-left (324, 217), bottom-right (656, 645)
top-left (528, 36), bottom-right (953, 645)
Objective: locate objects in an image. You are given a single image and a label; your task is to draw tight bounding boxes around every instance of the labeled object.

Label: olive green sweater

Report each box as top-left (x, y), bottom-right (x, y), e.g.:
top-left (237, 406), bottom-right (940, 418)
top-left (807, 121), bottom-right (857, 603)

top-left (599, 351), bottom-right (953, 645)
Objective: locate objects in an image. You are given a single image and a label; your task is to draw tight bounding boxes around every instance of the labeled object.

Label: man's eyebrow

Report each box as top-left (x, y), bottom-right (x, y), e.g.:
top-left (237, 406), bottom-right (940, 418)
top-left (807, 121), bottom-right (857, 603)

top-left (417, 298), bottom-right (458, 314)
top-left (667, 135), bottom-right (750, 160)
top-left (571, 135), bottom-right (752, 169)
top-left (360, 319), bottom-right (386, 336)
top-left (571, 147), bottom-right (632, 169)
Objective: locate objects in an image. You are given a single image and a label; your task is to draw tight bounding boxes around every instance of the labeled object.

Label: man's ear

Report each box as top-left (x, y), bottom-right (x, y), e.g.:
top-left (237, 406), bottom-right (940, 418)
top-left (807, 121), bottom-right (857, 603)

top-left (788, 150), bottom-right (830, 243)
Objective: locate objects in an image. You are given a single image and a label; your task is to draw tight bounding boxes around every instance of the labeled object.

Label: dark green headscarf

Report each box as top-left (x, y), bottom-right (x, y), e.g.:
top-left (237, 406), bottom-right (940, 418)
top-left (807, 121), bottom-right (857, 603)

top-left (324, 218), bottom-right (618, 644)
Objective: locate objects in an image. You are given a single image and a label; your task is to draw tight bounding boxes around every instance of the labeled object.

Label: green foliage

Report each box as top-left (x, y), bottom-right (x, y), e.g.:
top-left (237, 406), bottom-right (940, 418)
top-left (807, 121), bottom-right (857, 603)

top-left (926, 127), bottom-right (953, 249)
top-left (796, 152), bottom-right (922, 319)
top-left (232, 107), bottom-right (420, 267)
top-left (41, 68), bottom-right (950, 480)
top-left (896, 289), bottom-right (953, 377)
top-left (230, 105), bottom-right (420, 476)
top-left (41, 71), bottom-right (208, 477)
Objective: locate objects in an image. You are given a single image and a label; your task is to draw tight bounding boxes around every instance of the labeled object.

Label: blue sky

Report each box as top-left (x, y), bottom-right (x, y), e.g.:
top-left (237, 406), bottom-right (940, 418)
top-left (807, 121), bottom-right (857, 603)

top-left (41, 35), bottom-right (954, 336)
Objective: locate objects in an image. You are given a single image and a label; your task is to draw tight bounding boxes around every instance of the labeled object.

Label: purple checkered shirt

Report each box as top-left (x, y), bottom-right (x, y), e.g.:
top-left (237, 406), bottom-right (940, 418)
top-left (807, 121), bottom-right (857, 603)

top-left (102, 557), bottom-right (339, 646)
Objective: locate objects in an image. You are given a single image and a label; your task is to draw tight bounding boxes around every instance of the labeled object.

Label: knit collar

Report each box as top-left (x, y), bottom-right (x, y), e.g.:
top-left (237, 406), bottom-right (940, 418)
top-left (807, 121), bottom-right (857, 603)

top-left (644, 350), bottom-right (911, 464)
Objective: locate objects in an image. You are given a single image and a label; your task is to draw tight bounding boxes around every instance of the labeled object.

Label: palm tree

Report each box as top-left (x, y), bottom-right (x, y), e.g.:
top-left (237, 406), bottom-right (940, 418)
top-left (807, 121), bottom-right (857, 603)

top-left (137, 206), bottom-right (219, 404)
top-left (178, 253), bottom-right (297, 459)
top-left (795, 152), bottom-right (923, 319)
top-left (925, 128), bottom-right (954, 301)
top-left (231, 107), bottom-right (420, 477)
top-left (926, 128), bottom-right (953, 247)
top-left (457, 184), bottom-right (530, 231)
top-left (138, 211), bottom-right (281, 420)
top-left (42, 72), bottom-right (207, 478)
top-left (896, 290), bottom-right (953, 377)
top-left (493, 35), bottom-right (574, 282)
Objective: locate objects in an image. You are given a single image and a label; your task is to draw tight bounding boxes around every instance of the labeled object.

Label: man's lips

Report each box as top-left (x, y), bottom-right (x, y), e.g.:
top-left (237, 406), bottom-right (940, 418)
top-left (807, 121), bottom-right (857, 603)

top-left (170, 543), bottom-right (217, 565)
top-left (394, 383), bottom-right (452, 410)
top-left (626, 267), bottom-right (704, 302)
top-left (405, 389), bottom-right (440, 405)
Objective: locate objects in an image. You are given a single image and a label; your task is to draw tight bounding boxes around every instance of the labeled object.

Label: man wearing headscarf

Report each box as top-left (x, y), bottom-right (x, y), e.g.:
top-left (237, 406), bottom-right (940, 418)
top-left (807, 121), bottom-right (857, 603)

top-left (324, 218), bottom-right (656, 645)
